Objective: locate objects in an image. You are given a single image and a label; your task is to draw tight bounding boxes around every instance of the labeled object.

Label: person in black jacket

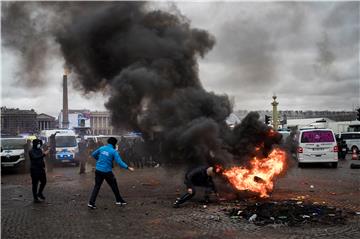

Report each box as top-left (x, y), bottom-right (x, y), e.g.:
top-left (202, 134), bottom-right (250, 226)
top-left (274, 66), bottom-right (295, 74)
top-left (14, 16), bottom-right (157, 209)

top-left (29, 139), bottom-right (49, 203)
top-left (173, 166), bottom-right (218, 207)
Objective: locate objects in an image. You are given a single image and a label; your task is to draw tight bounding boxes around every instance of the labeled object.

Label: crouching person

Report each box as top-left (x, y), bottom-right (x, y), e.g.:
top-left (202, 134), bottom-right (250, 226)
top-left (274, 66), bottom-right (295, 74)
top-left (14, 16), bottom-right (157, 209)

top-left (88, 137), bottom-right (134, 209)
top-left (174, 166), bottom-right (218, 208)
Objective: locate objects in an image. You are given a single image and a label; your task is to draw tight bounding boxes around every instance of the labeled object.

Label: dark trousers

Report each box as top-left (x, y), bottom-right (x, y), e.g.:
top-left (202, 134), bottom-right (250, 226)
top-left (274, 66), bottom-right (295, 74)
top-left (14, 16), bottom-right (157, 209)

top-left (89, 170), bottom-right (125, 205)
top-left (31, 170), bottom-right (47, 199)
top-left (176, 187), bottom-right (212, 205)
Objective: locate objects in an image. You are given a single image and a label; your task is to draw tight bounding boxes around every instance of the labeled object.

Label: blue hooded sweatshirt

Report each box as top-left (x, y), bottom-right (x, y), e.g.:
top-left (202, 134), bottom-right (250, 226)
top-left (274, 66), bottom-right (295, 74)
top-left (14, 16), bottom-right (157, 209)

top-left (91, 144), bottom-right (128, 173)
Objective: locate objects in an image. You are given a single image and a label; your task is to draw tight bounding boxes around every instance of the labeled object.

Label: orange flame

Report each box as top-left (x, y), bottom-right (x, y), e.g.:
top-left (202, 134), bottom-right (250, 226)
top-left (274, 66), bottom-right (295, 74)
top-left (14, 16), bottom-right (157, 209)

top-left (223, 148), bottom-right (286, 198)
top-left (268, 128), bottom-right (277, 137)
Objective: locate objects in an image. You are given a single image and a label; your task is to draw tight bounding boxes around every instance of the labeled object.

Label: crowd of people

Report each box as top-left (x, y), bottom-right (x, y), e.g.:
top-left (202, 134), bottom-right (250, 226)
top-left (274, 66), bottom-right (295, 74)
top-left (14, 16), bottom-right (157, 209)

top-left (28, 136), bottom-right (218, 209)
top-left (80, 137), bottom-right (161, 170)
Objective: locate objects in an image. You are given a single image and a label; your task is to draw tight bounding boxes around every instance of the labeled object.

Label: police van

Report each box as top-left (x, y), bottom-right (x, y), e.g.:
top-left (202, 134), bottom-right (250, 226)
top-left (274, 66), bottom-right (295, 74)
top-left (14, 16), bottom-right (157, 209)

top-left (39, 129), bottom-right (79, 165)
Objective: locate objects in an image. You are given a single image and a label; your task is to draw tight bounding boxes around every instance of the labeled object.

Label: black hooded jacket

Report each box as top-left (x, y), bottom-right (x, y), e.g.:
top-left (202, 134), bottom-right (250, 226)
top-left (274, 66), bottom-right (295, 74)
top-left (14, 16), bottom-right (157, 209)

top-left (29, 139), bottom-right (46, 172)
top-left (184, 166), bottom-right (216, 192)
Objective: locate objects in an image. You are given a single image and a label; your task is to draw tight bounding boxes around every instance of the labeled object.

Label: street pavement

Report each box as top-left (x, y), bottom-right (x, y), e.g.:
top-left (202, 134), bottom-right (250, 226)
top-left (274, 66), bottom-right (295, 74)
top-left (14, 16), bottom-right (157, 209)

top-left (1, 155), bottom-right (360, 239)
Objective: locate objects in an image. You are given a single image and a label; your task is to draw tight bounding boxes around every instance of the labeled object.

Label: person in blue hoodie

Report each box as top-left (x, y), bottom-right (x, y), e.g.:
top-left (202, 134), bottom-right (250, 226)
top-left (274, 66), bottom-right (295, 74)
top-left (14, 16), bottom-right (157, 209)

top-left (88, 137), bottom-right (134, 209)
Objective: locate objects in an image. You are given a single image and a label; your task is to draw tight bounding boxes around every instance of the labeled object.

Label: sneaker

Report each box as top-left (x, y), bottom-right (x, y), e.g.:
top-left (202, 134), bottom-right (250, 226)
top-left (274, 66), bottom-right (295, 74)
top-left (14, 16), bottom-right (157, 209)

top-left (37, 194), bottom-right (45, 200)
top-left (115, 201), bottom-right (127, 206)
top-left (87, 203), bottom-right (97, 209)
top-left (173, 200), bottom-right (180, 208)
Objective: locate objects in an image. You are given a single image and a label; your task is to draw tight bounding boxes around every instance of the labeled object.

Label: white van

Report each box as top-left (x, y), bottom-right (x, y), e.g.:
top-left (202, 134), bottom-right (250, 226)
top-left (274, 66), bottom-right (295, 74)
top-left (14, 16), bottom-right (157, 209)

top-left (1, 137), bottom-right (27, 169)
top-left (39, 130), bottom-right (79, 165)
top-left (297, 129), bottom-right (338, 168)
top-left (338, 132), bottom-right (360, 153)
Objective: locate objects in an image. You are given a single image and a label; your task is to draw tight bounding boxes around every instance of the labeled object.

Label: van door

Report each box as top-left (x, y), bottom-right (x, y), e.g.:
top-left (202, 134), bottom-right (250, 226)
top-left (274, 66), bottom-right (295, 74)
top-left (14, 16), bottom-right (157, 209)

top-left (300, 130), bottom-right (337, 161)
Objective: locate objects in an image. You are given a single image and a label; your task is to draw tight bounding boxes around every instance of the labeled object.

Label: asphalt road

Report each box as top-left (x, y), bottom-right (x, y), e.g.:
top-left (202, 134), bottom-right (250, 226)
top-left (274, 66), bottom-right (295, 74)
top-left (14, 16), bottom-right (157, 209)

top-left (1, 155), bottom-right (360, 239)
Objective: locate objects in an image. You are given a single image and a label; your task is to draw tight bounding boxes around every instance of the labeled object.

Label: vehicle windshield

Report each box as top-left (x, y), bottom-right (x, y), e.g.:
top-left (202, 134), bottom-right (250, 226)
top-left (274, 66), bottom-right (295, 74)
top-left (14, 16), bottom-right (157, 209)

top-left (301, 131), bottom-right (334, 143)
top-left (341, 133), bottom-right (360, 140)
top-left (56, 136), bottom-right (77, 147)
top-left (1, 138), bottom-right (26, 150)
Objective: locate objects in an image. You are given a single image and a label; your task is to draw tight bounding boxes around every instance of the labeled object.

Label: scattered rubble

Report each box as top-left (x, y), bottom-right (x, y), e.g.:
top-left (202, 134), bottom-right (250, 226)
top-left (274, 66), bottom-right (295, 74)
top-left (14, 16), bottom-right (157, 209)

top-left (228, 200), bottom-right (349, 226)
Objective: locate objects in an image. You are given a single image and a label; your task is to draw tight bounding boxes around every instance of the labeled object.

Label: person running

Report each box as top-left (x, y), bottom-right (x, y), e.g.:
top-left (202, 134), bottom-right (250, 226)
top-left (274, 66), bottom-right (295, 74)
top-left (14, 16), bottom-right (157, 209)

top-left (29, 139), bottom-right (49, 203)
top-left (88, 137), bottom-right (134, 209)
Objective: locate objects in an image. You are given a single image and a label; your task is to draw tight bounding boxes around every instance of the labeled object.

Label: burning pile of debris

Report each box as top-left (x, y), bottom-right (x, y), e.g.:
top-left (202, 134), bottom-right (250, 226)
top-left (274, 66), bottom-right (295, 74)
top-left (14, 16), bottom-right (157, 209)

top-left (228, 200), bottom-right (349, 226)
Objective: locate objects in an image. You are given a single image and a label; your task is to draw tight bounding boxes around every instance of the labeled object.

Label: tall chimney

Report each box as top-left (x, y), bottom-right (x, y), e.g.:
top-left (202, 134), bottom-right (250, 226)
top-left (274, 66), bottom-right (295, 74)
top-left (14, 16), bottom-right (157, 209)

top-left (62, 69), bottom-right (69, 129)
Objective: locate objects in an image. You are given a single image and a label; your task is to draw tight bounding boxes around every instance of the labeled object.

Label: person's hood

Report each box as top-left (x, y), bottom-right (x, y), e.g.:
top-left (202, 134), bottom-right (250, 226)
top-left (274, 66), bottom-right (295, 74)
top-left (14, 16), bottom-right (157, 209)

top-left (32, 139), bottom-right (42, 149)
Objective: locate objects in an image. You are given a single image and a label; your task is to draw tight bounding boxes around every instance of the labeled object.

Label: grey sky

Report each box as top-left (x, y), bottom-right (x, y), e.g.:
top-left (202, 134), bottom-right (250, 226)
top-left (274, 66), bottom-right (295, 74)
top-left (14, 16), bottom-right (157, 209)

top-left (1, 1), bottom-right (359, 117)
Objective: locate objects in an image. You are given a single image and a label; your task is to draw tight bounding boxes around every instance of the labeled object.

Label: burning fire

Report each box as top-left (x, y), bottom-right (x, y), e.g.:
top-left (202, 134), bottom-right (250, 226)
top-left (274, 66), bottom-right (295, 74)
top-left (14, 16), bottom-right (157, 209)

top-left (223, 148), bottom-right (287, 198)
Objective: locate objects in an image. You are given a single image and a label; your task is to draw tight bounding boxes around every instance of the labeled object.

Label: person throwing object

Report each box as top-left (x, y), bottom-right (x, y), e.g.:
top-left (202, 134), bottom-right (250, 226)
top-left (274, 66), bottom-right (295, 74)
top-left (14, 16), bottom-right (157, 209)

top-left (88, 137), bottom-right (134, 209)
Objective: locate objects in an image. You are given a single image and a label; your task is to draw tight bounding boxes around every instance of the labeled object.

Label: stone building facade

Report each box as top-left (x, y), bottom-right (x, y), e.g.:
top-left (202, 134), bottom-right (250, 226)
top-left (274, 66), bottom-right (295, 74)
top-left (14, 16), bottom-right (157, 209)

top-left (1, 107), bottom-right (37, 135)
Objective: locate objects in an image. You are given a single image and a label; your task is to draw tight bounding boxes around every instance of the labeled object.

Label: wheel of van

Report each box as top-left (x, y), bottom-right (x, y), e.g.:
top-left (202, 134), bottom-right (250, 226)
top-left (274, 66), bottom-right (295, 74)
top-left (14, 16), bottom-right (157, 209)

top-left (351, 146), bottom-right (359, 154)
top-left (331, 162), bottom-right (338, 168)
top-left (298, 162), bottom-right (303, 168)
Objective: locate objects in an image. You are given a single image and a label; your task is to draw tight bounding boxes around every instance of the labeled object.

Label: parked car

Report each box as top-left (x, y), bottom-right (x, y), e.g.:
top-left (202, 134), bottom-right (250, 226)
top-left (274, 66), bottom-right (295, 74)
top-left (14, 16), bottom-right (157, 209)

top-left (296, 128), bottom-right (338, 168)
top-left (1, 137), bottom-right (27, 171)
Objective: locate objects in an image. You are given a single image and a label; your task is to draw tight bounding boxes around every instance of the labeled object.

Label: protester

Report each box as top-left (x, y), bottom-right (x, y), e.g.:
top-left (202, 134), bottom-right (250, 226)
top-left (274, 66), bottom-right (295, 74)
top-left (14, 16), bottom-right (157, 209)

top-left (335, 135), bottom-right (348, 160)
top-left (88, 137), bottom-right (134, 209)
top-left (173, 166), bottom-right (218, 208)
top-left (29, 139), bottom-right (49, 203)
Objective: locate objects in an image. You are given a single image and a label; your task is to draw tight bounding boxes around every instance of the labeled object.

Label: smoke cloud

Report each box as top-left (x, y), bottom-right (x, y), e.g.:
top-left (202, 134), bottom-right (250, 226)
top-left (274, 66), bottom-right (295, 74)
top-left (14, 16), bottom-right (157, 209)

top-left (2, 2), bottom-right (283, 170)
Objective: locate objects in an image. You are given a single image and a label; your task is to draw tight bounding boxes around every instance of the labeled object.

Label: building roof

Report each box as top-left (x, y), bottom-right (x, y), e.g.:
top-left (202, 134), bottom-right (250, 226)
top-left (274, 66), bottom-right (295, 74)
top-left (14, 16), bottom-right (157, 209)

top-left (90, 111), bottom-right (111, 116)
top-left (60, 109), bottom-right (90, 113)
top-left (36, 113), bottom-right (55, 120)
top-left (287, 118), bottom-right (334, 127)
top-left (1, 107), bottom-right (37, 115)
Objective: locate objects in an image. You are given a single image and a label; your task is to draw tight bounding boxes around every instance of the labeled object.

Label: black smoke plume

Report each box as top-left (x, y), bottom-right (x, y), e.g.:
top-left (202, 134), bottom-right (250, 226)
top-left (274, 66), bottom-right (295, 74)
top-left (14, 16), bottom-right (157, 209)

top-left (55, 2), bottom-right (234, 166)
top-left (2, 2), bottom-right (284, 170)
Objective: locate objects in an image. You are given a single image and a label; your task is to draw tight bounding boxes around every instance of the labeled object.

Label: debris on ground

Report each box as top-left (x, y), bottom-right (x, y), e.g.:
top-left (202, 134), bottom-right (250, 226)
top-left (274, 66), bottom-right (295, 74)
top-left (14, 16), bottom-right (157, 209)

top-left (227, 200), bottom-right (349, 226)
top-left (350, 163), bottom-right (360, 169)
